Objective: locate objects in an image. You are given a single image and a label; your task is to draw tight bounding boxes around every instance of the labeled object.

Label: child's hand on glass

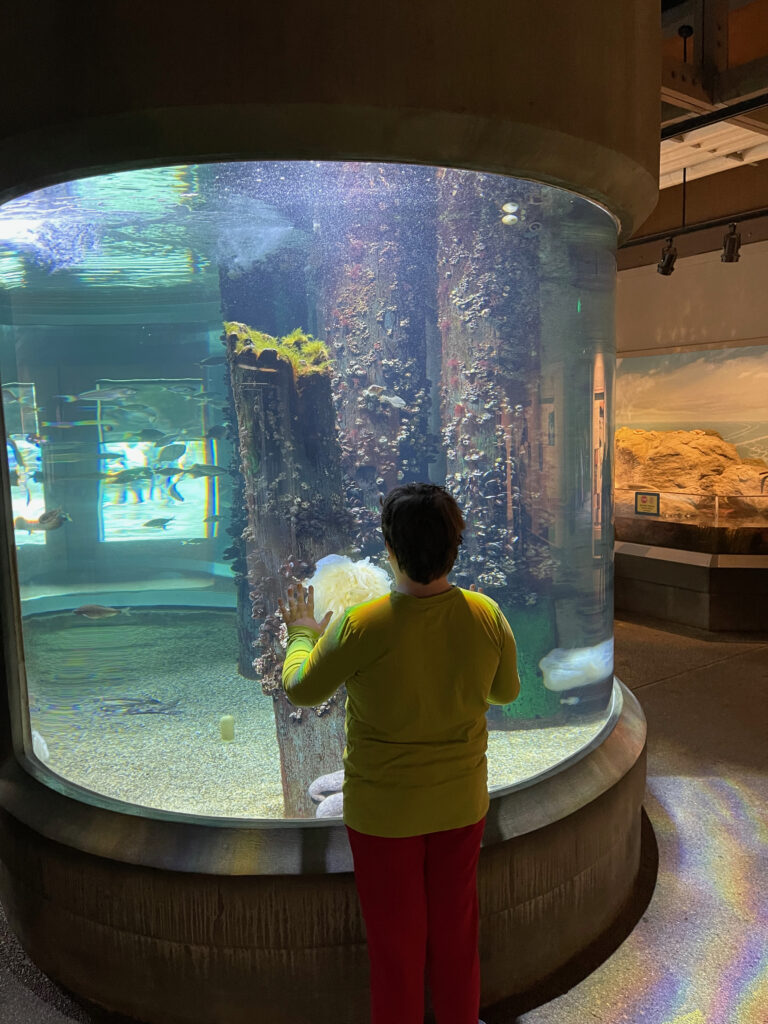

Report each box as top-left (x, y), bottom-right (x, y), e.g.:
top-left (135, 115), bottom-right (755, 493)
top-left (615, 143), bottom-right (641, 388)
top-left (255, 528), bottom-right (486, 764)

top-left (278, 584), bottom-right (333, 635)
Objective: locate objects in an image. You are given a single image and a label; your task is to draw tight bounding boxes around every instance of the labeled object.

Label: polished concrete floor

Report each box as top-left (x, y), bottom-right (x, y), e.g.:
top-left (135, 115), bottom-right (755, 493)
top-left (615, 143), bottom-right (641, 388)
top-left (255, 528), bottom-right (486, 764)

top-left (0, 613), bottom-right (766, 1024)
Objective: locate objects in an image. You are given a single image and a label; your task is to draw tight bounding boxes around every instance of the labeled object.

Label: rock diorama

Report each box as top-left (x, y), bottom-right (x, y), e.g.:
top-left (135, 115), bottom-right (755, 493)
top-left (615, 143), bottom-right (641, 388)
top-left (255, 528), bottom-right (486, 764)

top-left (615, 427), bottom-right (768, 552)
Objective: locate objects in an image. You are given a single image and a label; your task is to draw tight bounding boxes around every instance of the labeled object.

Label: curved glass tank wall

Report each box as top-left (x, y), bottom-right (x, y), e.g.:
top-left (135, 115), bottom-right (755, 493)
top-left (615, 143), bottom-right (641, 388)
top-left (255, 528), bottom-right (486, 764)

top-left (0, 162), bottom-right (616, 821)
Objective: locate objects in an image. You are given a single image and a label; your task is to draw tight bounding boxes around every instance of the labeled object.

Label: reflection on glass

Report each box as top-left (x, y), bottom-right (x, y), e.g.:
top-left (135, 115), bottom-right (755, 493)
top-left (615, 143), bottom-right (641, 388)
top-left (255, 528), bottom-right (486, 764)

top-left (0, 162), bottom-right (617, 820)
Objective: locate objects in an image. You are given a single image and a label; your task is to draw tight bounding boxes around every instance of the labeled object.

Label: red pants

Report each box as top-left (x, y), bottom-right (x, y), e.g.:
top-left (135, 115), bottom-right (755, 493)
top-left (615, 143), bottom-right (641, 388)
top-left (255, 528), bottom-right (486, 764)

top-left (346, 816), bottom-right (486, 1024)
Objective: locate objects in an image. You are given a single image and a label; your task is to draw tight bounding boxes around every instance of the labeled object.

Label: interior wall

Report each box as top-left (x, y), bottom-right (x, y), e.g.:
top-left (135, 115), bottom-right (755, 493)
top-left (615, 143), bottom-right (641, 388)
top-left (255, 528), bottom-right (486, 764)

top-left (616, 238), bottom-right (768, 354)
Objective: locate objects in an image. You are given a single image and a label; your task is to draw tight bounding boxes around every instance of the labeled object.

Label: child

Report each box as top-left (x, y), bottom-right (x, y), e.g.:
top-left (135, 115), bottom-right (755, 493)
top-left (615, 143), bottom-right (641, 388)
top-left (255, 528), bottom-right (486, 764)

top-left (279, 482), bottom-right (520, 1024)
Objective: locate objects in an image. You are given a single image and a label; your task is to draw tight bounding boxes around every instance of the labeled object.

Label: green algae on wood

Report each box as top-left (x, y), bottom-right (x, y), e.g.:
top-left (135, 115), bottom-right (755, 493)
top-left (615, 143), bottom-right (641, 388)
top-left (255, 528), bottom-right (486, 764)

top-left (224, 318), bottom-right (354, 816)
top-left (224, 322), bottom-right (332, 378)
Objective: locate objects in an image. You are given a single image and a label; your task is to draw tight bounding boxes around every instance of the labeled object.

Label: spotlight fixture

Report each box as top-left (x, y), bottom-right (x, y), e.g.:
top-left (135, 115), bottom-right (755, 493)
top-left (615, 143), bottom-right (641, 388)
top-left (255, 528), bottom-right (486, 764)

top-left (721, 222), bottom-right (741, 263)
top-left (657, 237), bottom-right (677, 276)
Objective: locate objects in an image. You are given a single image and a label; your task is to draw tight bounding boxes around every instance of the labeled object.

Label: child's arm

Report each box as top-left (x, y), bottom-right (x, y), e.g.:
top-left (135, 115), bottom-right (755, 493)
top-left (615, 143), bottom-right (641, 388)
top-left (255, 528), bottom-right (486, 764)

top-left (282, 612), bottom-right (361, 707)
top-left (487, 611), bottom-right (521, 705)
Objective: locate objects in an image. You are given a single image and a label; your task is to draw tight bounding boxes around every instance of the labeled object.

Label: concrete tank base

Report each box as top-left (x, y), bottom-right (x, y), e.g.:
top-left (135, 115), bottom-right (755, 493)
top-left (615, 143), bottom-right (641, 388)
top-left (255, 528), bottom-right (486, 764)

top-left (0, 682), bottom-right (646, 1024)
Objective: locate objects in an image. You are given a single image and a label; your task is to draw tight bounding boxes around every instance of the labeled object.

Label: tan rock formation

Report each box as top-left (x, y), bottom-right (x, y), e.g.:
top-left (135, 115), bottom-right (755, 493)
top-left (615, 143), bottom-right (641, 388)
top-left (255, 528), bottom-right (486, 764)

top-left (615, 427), bottom-right (768, 518)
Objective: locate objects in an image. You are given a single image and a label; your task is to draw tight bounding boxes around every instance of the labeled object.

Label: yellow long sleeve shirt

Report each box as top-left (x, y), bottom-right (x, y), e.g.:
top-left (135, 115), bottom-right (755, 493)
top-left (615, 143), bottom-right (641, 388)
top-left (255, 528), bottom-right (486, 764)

top-left (282, 585), bottom-right (520, 838)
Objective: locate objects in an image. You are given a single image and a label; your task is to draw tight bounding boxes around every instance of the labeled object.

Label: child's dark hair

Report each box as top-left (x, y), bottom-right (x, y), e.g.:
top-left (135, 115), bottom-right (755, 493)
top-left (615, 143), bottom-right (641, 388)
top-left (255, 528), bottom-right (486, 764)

top-left (380, 483), bottom-right (466, 584)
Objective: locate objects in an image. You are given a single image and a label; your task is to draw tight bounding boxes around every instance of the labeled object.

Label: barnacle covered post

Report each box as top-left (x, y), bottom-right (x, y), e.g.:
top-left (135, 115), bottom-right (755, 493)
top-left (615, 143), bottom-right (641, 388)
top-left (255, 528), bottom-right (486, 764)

top-left (310, 163), bottom-right (440, 552)
top-left (224, 322), bottom-right (355, 817)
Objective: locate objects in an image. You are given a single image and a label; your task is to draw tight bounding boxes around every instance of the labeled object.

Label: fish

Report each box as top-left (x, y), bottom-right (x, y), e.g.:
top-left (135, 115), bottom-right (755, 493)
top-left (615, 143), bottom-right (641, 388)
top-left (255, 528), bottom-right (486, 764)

top-left (188, 392), bottom-right (219, 402)
top-left (163, 384), bottom-right (200, 396)
top-left (56, 387), bottom-right (138, 403)
top-left (157, 443), bottom-right (186, 462)
top-left (96, 696), bottom-right (181, 716)
top-left (203, 514), bottom-right (223, 523)
top-left (109, 468), bottom-right (153, 483)
top-left (59, 472), bottom-right (112, 480)
top-left (165, 480), bottom-right (185, 502)
top-left (184, 463), bottom-right (230, 477)
top-left (121, 404), bottom-right (159, 422)
top-left (363, 385), bottom-right (385, 397)
top-left (146, 433), bottom-right (178, 447)
top-left (44, 450), bottom-right (126, 463)
top-left (560, 697), bottom-right (581, 706)
top-left (205, 425), bottom-right (227, 441)
top-left (198, 355), bottom-right (227, 366)
top-left (236, 362), bottom-right (277, 373)
top-left (41, 420), bottom-right (101, 428)
top-left (38, 508), bottom-right (69, 525)
top-left (142, 517), bottom-right (174, 529)
top-left (14, 510), bottom-right (71, 532)
top-left (380, 394), bottom-right (407, 409)
top-left (73, 604), bottom-right (126, 619)
top-left (136, 429), bottom-right (166, 442)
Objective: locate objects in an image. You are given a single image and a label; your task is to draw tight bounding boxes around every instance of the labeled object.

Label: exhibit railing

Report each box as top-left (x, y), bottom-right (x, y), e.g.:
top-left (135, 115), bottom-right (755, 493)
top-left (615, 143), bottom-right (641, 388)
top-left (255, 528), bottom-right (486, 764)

top-left (615, 489), bottom-right (768, 527)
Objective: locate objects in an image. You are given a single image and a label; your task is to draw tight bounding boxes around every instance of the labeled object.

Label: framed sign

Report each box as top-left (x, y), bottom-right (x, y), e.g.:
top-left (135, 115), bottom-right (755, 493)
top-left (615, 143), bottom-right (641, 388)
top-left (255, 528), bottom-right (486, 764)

top-left (634, 491), bottom-right (660, 516)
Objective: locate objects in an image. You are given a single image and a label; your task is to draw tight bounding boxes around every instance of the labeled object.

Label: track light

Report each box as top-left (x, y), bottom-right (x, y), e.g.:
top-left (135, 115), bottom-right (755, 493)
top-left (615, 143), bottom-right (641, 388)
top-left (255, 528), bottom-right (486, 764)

top-left (721, 222), bottom-right (741, 262)
top-left (657, 237), bottom-right (677, 276)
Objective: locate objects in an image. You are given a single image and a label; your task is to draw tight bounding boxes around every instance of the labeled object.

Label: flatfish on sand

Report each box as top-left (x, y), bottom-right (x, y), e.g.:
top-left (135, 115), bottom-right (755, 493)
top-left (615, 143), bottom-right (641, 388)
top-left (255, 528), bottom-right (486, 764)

top-left (96, 696), bottom-right (182, 716)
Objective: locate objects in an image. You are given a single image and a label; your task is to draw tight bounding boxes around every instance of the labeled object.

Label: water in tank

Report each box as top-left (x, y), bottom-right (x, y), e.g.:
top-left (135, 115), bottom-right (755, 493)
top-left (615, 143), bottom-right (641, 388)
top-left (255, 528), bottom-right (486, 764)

top-left (0, 162), bottom-right (617, 820)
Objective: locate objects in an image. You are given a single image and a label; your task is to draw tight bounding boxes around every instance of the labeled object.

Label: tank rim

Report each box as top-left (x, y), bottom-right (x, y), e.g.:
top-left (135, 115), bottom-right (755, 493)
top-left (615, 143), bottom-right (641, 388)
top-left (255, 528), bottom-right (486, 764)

top-left (0, 679), bottom-right (645, 875)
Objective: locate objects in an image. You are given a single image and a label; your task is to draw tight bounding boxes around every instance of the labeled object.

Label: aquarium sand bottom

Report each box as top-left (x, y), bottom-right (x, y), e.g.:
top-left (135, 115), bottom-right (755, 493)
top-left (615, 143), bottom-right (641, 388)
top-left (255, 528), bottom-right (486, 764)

top-left (24, 611), bottom-right (609, 819)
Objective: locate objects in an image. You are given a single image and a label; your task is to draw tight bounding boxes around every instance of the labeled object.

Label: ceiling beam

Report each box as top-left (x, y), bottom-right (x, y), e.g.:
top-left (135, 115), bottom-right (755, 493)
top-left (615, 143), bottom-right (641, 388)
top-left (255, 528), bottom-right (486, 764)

top-left (700, 0), bottom-right (729, 88)
top-left (661, 55), bottom-right (768, 137)
top-left (660, 91), bottom-right (768, 138)
top-left (716, 55), bottom-right (768, 103)
top-left (620, 158), bottom-right (768, 268)
top-left (661, 57), bottom-right (712, 114)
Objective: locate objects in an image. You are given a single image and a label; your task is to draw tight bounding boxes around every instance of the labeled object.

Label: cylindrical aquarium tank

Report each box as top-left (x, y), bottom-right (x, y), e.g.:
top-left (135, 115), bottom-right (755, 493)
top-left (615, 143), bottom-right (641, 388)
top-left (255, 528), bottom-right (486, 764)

top-left (0, 162), bottom-right (618, 821)
top-left (0, 4), bottom-right (657, 1021)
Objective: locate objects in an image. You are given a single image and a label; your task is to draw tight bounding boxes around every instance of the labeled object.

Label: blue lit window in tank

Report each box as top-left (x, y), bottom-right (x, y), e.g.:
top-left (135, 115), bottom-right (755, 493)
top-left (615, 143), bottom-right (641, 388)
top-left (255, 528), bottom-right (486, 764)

top-left (3, 384), bottom-right (46, 546)
top-left (97, 378), bottom-right (213, 543)
top-left (7, 435), bottom-right (46, 546)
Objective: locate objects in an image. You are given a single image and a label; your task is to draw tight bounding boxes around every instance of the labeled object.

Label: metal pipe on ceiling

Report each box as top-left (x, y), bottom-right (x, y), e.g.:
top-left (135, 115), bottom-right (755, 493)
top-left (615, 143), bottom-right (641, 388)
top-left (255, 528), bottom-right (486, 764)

top-left (620, 206), bottom-right (768, 247)
top-left (661, 92), bottom-right (768, 140)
